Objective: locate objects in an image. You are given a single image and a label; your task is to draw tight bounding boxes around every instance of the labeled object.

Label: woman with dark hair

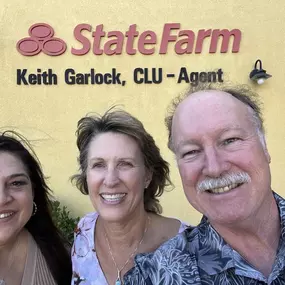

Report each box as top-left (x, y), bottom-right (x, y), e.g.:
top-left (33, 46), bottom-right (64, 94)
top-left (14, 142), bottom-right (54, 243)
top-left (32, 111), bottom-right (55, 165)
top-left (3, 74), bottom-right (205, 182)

top-left (71, 109), bottom-right (188, 285)
top-left (0, 131), bottom-right (72, 285)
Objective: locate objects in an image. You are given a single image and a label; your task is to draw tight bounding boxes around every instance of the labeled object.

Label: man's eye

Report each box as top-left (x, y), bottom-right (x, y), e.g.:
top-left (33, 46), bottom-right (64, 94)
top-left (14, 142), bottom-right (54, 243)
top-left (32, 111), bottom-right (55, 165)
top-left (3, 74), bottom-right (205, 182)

top-left (223, 138), bottom-right (239, 145)
top-left (183, 150), bottom-right (200, 158)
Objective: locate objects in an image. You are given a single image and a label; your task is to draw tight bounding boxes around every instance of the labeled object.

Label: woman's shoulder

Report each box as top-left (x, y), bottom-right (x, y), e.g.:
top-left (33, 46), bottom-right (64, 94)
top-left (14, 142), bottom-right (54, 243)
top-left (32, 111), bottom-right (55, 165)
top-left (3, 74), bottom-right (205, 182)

top-left (76, 212), bottom-right (99, 232)
top-left (23, 232), bottom-right (57, 285)
top-left (34, 245), bottom-right (57, 285)
top-left (152, 214), bottom-right (189, 234)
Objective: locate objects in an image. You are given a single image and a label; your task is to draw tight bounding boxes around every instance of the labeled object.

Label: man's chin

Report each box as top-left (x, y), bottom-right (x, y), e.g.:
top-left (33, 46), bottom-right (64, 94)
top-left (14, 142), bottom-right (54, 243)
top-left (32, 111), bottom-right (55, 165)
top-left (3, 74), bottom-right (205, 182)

top-left (207, 210), bottom-right (251, 227)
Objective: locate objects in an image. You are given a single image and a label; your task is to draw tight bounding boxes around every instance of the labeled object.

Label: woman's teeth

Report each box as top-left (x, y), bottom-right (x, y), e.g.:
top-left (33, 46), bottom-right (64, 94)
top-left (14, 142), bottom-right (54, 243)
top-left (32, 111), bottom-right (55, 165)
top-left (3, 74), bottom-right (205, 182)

top-left (101, 193), bottom-right (126, 201)
top-left (0, 212), bottom-right (14, 219)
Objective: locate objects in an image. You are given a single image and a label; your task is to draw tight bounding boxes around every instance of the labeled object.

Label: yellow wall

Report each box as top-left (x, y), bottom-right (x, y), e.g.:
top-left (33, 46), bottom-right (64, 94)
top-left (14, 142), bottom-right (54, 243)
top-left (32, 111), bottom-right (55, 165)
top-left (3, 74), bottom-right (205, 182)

top-left (1, 0), bottom-right (285, 225)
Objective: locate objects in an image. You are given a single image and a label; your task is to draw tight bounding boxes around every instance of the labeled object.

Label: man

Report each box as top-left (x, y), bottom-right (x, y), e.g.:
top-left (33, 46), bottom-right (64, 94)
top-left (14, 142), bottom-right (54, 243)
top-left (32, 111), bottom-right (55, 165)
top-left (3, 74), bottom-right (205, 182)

top-left (123, 84), bottom-right (285, 284)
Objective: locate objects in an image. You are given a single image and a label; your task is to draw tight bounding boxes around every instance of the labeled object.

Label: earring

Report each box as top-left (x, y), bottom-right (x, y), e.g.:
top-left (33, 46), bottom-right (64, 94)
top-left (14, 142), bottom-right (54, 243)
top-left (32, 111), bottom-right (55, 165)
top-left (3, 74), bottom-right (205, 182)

top-left (32, 201), bottom-right (38, 216)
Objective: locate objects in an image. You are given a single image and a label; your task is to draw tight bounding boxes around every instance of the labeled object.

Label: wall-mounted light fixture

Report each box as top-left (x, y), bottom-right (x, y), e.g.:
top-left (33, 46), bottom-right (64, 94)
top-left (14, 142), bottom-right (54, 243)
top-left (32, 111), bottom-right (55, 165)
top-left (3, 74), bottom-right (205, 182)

top-left (249, 59), bottom-right (272, 85)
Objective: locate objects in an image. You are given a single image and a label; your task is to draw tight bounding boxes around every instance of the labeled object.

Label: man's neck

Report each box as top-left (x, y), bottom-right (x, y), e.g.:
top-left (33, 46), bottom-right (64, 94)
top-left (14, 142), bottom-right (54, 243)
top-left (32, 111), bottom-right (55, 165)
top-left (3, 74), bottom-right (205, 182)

top-left (210, 194), bottom-right (280, 277)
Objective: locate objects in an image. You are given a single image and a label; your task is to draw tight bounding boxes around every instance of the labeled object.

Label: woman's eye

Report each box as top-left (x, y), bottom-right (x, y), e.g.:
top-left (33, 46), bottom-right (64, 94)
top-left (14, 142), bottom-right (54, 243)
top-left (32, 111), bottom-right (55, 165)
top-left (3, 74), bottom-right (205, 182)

top-left (10, 180), bottom-right (27, 187)
top-left (118, 161), bottom-right (133, 167)
top-left (92, 163), bottom-right (104, 168)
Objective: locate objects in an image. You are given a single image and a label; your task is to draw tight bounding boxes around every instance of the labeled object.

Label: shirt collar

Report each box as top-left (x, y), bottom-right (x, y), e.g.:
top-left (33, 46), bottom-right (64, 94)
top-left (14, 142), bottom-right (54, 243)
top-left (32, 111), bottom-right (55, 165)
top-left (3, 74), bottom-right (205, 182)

top-left (186, 216), bottom-right (235, 275)
top-left (185, 191), bottom-right (285, 276)
top-left (275, 192), bottom-right (285, 240)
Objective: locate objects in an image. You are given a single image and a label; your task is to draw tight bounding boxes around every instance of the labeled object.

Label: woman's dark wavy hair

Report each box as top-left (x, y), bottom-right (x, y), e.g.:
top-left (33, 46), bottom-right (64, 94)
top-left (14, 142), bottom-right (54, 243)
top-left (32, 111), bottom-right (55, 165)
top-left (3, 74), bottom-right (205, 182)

top-left (0, 131), bottom-right (72, 285)
top-left (72, 109), bottom-right (172, 214)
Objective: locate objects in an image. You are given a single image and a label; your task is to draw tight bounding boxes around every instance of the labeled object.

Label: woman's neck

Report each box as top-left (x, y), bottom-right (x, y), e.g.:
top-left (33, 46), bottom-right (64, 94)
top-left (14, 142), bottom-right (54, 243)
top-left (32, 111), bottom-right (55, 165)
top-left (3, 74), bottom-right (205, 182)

top-left (0, 230), bottom-right (24, 260)
top-left (0, 229), bottom-right (27, 274)
top-left (98, 209), bottom-right (149, 250)
top-left (0, 229), bottom-right (28, 284)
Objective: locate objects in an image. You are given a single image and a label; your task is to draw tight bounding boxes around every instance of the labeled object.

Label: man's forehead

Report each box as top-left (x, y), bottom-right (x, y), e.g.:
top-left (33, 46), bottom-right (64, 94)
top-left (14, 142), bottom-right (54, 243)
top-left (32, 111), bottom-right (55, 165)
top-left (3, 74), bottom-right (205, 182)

top-left (180, 90), bottom-right (242, 109)
top-left (171, 90), bottom-right (256, 142)
top-left (173, 90), bottom-right (250, 120)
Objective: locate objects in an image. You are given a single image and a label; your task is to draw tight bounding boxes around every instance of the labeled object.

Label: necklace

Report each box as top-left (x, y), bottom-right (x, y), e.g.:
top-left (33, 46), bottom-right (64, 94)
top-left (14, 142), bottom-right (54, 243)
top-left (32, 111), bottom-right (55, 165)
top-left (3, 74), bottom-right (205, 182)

top-left (0, 235), bottom-right (20, 285)
top-left (104, 215), bottom-right (151, 285)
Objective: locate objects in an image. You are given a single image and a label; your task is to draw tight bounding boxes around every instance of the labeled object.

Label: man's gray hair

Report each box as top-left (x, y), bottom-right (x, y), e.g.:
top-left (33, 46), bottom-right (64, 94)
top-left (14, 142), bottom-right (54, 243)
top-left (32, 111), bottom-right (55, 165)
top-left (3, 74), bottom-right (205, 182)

top-left (165, 83), bottom-right (265, 152)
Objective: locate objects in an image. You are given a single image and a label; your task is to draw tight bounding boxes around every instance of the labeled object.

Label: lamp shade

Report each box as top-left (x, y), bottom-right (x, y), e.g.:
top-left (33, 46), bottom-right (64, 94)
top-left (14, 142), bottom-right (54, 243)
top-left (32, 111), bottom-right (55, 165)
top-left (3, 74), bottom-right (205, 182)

top-left (249, 59), bottom-right (272, 84)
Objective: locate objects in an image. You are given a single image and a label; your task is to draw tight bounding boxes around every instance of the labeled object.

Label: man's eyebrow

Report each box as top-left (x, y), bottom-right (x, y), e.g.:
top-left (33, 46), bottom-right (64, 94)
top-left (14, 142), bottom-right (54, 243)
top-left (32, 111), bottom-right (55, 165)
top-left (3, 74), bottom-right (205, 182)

top-left (219, 127), bottom-right (245, 135)
top-left (177, 139), bottom-right (199, 148)
top-left (176, 127), bottom-right (245, 148)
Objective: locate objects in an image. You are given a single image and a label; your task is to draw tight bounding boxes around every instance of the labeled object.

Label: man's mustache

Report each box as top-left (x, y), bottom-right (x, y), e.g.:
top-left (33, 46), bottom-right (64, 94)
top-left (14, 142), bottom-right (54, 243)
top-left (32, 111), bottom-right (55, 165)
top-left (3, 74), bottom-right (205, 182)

top-left (197, 172), bottom-right (251, 192)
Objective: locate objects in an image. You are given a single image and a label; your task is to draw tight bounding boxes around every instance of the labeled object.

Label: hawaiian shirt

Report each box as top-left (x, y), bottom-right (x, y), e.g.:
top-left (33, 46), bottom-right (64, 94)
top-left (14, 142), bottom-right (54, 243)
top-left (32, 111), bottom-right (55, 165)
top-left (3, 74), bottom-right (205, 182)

top-left (124, 192), bottom-right (285, 285)
top-left (71, 212), bottom-right (188, 285)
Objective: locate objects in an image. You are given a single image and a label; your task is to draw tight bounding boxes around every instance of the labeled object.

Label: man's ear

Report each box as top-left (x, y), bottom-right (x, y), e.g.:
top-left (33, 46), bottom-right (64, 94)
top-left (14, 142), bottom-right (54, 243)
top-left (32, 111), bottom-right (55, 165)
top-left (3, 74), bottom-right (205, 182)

top-left (265, 149), bottom-right (271, 164)
top-left (261, 134), bottom-right (271, 164)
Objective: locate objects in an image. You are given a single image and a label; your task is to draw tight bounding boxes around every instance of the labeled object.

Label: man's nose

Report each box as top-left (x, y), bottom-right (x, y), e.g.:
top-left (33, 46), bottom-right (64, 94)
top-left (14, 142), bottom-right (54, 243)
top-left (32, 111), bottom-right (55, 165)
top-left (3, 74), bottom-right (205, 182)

top-left (202, 147), bottom-right (230, 177)
top-left (103, 168), bottom-right (120, 188)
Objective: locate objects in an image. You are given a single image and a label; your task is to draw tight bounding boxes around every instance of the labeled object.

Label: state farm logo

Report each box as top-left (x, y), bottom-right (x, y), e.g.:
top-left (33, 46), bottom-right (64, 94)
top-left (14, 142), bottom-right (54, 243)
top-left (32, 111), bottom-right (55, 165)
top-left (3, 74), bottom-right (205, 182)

top-left (16, 23), bottom-right (66, 56)
top-left (17, 23), bottom-right (242, 57)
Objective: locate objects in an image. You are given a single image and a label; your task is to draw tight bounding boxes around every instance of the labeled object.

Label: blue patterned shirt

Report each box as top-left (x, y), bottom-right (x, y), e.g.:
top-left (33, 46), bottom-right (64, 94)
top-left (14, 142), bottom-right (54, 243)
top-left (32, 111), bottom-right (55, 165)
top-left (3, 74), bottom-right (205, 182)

top-left (124, 193), bottom-right (285, 285)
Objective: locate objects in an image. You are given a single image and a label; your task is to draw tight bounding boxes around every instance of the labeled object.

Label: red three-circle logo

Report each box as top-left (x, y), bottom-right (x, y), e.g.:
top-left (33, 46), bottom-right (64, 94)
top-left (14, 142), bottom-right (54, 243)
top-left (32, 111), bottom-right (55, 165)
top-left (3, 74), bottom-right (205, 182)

top-left (17, 23), bottom-right (67, 56)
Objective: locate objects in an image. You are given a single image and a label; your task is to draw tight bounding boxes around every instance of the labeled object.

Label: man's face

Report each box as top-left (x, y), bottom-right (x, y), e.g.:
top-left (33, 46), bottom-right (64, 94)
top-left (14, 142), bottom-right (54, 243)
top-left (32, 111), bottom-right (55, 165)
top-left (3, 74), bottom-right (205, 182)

top-left (172, 90), bottom-right (272, 225)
